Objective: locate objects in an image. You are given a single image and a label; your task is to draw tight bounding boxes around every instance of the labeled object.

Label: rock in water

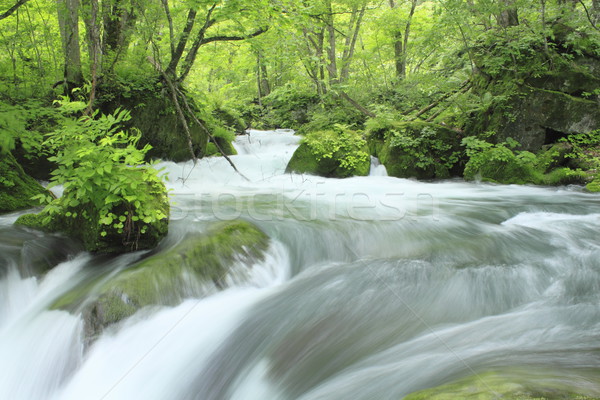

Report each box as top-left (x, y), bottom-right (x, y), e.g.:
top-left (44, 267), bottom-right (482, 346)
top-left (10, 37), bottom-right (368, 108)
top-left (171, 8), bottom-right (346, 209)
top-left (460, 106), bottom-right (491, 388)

top-left (52, 220), bottom-right (269, 342)
top-left (0, 152), bottom-right (48, 214)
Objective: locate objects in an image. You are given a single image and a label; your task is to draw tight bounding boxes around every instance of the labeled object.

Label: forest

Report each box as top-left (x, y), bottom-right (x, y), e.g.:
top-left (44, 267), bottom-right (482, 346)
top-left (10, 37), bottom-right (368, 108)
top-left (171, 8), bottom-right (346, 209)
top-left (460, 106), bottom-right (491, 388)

top-left (2, 1), bottom-right (600, 399)
top-left (1, 0), bottom-right (600, 248)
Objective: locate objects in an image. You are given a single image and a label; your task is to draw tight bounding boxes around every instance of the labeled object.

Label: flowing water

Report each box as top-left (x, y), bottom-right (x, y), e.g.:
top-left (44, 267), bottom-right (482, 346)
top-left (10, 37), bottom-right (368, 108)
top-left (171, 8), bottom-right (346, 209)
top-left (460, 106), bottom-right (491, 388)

top-left (1, 130), bottom-right (599, 399)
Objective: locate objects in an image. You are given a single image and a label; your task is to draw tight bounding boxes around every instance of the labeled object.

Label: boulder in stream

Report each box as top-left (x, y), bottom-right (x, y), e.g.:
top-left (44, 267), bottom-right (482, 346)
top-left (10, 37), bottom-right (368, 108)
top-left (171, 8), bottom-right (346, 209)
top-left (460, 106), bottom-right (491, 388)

top-left (286, 127), bottom-right (370, 178)
top-left (367, 120), bottom-right (464, 179)
top-left (52, 220), bottom-right (269, 342)
top-left (403, 369), bottom-right (600, 400)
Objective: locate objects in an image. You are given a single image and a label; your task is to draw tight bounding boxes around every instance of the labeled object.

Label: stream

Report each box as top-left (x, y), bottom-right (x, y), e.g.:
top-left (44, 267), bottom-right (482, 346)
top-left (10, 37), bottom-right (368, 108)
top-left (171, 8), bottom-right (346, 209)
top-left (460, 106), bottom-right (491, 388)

top-left (1, 130), bottom-right (599, 399)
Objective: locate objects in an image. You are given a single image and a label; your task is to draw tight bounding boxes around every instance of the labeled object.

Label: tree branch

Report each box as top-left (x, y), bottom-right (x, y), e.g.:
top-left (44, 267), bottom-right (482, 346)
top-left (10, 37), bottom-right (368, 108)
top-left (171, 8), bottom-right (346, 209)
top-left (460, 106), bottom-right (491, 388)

top-left (148, 56), bottom-right (198, 164)
top-left (199, 27), bottom-right (268, 46)
top-left (0, 0), bottom-right (30, 21)
top-left (177, 2), bottom-right (218, 82)
top-left (165, 8), bottom-right (197, 76)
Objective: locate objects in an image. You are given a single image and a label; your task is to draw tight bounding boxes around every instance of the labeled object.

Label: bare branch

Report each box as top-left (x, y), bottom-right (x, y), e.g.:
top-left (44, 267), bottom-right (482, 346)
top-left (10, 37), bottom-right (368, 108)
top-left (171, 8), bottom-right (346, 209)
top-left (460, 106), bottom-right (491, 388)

top-left (0, 0), bottom-right (30, 21)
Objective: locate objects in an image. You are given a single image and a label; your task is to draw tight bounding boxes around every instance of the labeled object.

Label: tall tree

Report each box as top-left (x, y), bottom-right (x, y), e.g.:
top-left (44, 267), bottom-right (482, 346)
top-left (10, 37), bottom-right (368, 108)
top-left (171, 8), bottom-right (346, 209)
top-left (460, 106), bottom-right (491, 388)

top-left (56, 0), bottom-right (83, 91)
top-left (389, 0), bottom-right (417, 79)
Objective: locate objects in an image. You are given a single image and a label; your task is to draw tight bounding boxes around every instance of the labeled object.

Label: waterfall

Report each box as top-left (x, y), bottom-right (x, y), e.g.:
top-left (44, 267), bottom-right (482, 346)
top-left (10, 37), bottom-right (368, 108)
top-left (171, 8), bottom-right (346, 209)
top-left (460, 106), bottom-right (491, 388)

top-left (1, 129), bottom-right (599, 399)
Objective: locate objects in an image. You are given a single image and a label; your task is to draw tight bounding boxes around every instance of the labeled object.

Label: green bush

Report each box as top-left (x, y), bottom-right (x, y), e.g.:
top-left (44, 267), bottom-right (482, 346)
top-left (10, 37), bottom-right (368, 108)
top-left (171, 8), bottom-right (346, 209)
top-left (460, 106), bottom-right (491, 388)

top-left (303, 125), bottom-right (370, 176)
top-left (462, 136), bottom-right (589, 185)
top-left (25, 98), bottom-right (169, 252)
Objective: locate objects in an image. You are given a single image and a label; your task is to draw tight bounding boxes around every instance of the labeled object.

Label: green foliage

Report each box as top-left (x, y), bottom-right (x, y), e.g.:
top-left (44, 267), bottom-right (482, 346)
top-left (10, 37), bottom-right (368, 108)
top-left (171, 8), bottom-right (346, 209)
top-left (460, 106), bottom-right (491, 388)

top-left (303, 124), bottom-right (369, 175)
top-left (462, 136), bottom-right (589, 185)
top-left (0, 100), bottom-right (55, 156)
top-left (261, 85), bottom-right (320, 129)
top-left (462, 136), bottom-right (539, 183)
top-left (366, 117), bottom-right (464, 179)
top-left (560, 129), bottom-right (600, 168)
top-left (37, 98), bottom-right (168, 240)
top-left (389, 124), bottom-right (460, 171)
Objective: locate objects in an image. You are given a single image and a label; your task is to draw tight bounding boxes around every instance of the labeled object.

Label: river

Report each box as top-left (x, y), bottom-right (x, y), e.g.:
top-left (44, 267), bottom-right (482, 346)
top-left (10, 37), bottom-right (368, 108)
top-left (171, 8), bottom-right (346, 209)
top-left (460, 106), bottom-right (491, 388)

top-left (1, 130), bottom-right (599, 399)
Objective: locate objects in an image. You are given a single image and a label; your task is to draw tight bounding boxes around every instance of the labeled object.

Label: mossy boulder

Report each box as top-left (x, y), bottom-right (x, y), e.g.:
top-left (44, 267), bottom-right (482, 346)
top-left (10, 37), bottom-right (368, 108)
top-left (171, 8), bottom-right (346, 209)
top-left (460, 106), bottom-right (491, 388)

top-left (0, 152), bottom-right (48, 214)
top-left (53, 220), bottom-right (269, 340)
top-left (404, 370), bottom-right (600, 400)
top-left (285, 128), bottom-right (370, 178)
top-left (367, 120), bottom-right (464, 180)
top-left (97, 77), bottom-right (208, 162)
top-left (15, 171), bottom-right (169, 254)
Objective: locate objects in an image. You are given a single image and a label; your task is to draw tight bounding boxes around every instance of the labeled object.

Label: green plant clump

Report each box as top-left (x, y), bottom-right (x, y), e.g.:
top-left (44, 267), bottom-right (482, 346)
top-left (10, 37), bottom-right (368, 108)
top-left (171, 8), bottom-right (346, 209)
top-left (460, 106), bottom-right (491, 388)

top-left (16, 99), bottom-right (169, 253)
top-left (366, 117), bottom-right (464, 179)
top-left (286, 124), bottom-right (370, 178)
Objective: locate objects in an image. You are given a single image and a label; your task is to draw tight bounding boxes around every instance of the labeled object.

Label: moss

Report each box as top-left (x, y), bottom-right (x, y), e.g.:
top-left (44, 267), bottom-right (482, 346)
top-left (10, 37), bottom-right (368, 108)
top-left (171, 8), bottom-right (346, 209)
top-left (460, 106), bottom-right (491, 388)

top-left (587, 177), bottom-right (600, 192)
top-left (0, 152), bottom-right (48, 214)
top-left (60, 220), bottom-right (269, 339)
top-left (15, 171), bottom-right (169, 254)
top-left (404, 370), bottom-right (600, 400)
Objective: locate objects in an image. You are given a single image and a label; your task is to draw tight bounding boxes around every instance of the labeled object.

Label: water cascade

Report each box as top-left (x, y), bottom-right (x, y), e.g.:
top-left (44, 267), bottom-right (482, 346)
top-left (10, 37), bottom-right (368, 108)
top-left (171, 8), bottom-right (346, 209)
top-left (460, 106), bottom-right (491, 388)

top-left (1, 130), bottom-right (599, 399)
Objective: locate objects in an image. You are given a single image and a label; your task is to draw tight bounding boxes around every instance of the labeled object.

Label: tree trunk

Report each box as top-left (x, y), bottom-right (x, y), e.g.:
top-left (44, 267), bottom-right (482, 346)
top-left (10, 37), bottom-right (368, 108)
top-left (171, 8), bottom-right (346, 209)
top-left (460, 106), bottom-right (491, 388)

top-left (57, 0), bottom-right (83, 91)
top-left (496, 1), bottom-right (519, 27)
top-left (81, 0), bottom-right (101, 114)
top-left (324, 0), bottom-right (338, 87)
top-left (339, 2), bottom-right (367, 83)
top-left (256, 51), bottom-right (270, 103)
top-left (389, 0), bottom-right (417, 80)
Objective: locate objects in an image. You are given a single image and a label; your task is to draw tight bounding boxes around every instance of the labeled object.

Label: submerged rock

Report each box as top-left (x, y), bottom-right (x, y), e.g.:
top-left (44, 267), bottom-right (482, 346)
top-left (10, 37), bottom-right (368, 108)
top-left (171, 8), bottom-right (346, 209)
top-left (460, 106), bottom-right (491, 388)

top-left (404, 370), bottom-right (600, 400)
top-left (53, 220), bottom-right (269, 341)
top-left (15, 169), bottom-right (169, 254)
top-left (0, 152), bottom-right (48, 214)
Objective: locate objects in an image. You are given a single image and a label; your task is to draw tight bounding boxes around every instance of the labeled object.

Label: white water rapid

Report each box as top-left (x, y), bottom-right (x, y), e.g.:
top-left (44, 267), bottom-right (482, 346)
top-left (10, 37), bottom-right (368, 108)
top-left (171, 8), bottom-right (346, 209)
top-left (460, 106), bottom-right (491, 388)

top-left (1, 129), bottom-right (599, 399)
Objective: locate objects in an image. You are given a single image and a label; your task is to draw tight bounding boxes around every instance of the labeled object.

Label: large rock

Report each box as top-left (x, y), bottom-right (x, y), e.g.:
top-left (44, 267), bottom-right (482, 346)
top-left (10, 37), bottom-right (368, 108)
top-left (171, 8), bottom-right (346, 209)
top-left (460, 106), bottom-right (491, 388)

top-left (468, 26), bottom-right (600, 153)
top-left (367, 120), bottom-right (464, 179)
top-left (98, 78), bottom-right (208, 162)
top-left (0, 152), bottom-right (48, 214)
top-left (471, 87), bottom-right (600, 151)
top-left (52, 220), bottom-right (269, 341)
top-left (15, 169), bottom-right (169, 254)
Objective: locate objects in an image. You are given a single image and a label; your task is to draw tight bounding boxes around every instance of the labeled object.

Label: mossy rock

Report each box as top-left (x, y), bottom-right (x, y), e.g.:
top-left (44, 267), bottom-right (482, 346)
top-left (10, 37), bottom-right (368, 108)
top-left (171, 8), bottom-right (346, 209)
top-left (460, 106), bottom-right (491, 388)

top-left (285, 142), bottom-right (370, 178)
top-left (204, 137), bottom-right (238, 157)
top-left (587, 177), bottom-right (600, 192)
top-left (468, 88), bottom-right (600, 152)
top-left (404, 370), bottom-right (600, 400)
top-left (213, 106), bottom-right (247, 134)
top-left (54, 220), bottom-right (269, 340)
top-left (0, 152), bottom-right (48, 214)
top-left (15, 170), bottom-right (169, 254)
top-left (286, 126), bottom-right (370, 178)
top-left (368, 120), bottom-right (464, 180)
top-left (97, 78), bottom-right (208, 162)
